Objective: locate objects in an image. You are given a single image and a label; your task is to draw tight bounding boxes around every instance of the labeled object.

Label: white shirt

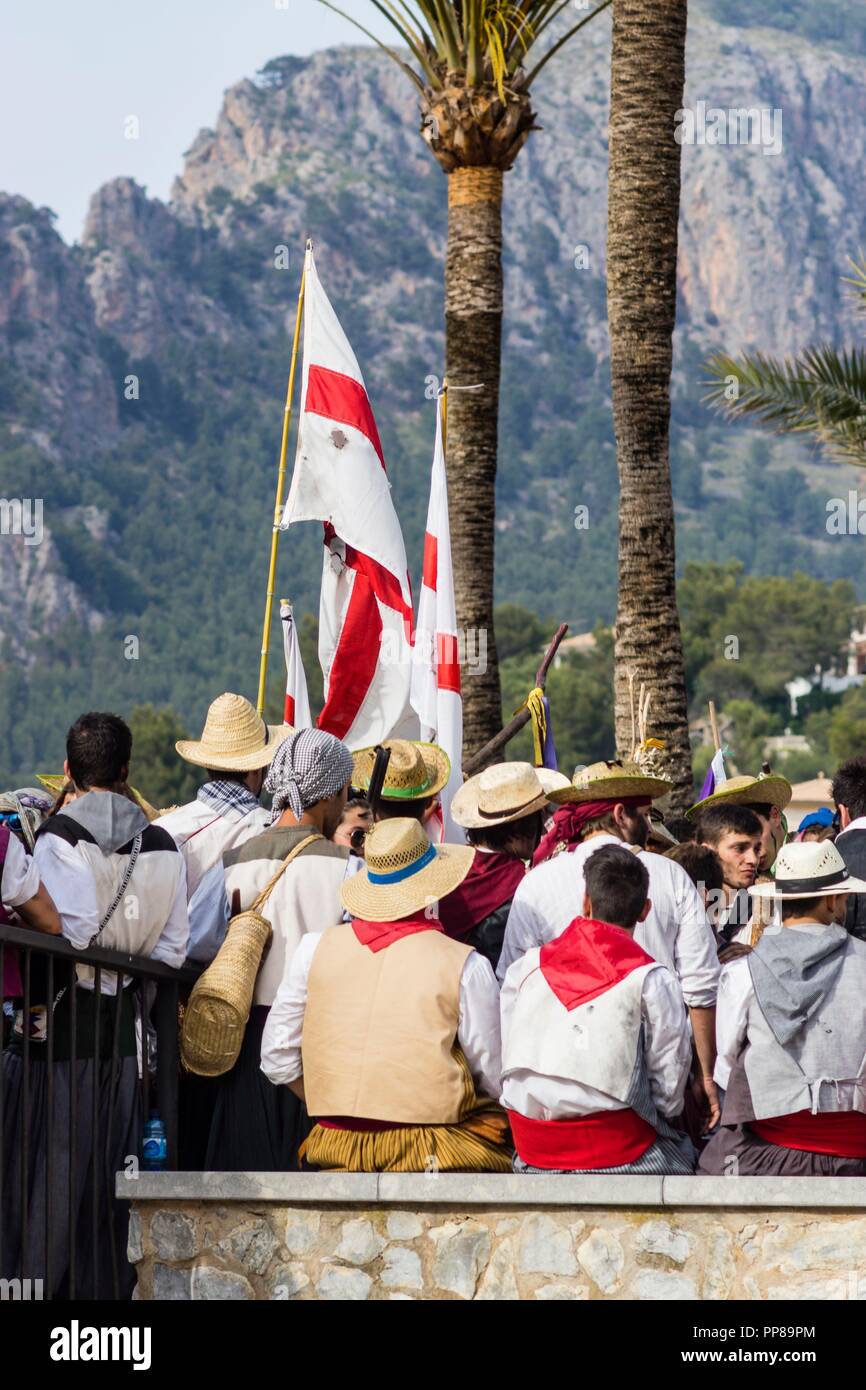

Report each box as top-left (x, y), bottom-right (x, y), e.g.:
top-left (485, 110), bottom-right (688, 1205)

top-left (33, 832), bottom-right (189, 988)
top-left (261, 929), bottom-right (503, 1101)
top-left (836, 816), bottom-right (866, 839)
top-left (498, 833), bottom-right (720, 1007)
top-left (1, 833), bottom-right (40, 908)
top-left (156, 799), bottom-right (271, 900)
top-left (499, 958), bottom-right (691, 1120)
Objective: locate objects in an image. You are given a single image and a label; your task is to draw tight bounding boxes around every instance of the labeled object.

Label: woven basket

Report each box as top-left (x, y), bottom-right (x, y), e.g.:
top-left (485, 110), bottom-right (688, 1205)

top-left (180, 832), bottom-right (321, 1078)
top-left (181, 909), bottom-right (272, 1076)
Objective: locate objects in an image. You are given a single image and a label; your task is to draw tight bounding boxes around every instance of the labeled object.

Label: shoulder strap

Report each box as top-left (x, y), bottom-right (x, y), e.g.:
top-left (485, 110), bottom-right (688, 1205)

top-left (88, 831), bottom-right (143, 947)
top-left (250, 832), bottom-right (324, 915)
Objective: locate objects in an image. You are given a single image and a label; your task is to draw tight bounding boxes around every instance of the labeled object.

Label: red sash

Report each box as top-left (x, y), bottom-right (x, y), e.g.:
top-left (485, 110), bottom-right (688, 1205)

top-left (509, 1107), bottom-right (656, 1170)
top-left (752, 1110), bottom-right (866, 1158)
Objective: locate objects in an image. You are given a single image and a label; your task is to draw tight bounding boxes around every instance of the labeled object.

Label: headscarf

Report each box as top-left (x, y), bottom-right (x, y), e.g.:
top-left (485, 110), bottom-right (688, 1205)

top-left (532, 797), bottom-right (651, 866)
top-left (265, 728), bottom-right (353, 821)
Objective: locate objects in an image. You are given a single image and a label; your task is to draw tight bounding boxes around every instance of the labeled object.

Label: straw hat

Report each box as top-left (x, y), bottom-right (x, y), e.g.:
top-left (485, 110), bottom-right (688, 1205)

top-left (341, 817), bottom-right (473, 922)
top-left (687, 772), bottom-right (792, 821)
top-left (749, 840), bottom-right (866, 900)
top-left (451, 762), bottom-right (571, 830)
top-left (352, 739), bottom-right (451, 801)
top-left (175, 693), bottom-right (292, 772)
top-left (548, 759), bottom-right (673, 805)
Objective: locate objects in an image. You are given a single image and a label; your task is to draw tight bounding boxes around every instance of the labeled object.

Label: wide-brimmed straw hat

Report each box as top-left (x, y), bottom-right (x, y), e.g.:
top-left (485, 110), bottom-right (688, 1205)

top-left (175, 692), bottom-right (293, 772)
top-left (451, 762), bottom-right (571, 830)
top-left (749, 840), bottom-right (866, 900)
top-left (548, 759), bottom-right (673, 806)
top-left (687, 772), bottom-right (792, 821)
top-left (352, 739), bottom-right (450, 801)
top-left (341, 817), bottom-right (473, 922)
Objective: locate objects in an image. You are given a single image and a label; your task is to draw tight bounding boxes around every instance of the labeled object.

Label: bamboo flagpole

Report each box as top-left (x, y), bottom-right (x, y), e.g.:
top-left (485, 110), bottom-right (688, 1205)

top-left (708, 699), bottom-right (721, 753)
top-left (256, 242), bottom-right (310, 716)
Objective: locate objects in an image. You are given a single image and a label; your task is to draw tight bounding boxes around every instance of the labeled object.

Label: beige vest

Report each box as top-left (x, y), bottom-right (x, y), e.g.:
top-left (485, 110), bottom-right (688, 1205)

top-left (303, 925), bottom-right (473, 1124)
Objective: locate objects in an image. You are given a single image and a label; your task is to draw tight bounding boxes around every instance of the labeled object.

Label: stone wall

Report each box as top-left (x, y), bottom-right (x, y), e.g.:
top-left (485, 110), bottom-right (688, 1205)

top-left (120, 1174), bottom-right (866, 1301)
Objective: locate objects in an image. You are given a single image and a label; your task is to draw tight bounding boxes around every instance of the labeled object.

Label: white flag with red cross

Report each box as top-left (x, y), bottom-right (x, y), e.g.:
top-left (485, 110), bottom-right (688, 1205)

top-left (279, 600), bottom-right (312, 729)
top-left (281, 248), bottom-right (417, 749)
top-left (410, 403), bottom-right (464, 840)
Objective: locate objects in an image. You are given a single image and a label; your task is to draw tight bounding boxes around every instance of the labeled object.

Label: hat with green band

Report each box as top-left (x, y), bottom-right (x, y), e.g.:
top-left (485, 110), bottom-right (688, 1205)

top-left (351, 739), bottom-right (451, 801)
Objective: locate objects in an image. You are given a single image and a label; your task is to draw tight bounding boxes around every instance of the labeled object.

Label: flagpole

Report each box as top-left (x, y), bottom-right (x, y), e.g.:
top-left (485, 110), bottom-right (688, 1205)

top-left (256, 243), bottom-right (309, 717)
top-left (440, 378), bottom-right (447, 455)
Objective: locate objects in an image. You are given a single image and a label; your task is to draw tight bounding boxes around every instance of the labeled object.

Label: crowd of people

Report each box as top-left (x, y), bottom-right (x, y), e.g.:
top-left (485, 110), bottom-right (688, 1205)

top-left (3, 692), bottom-right (866, 1296)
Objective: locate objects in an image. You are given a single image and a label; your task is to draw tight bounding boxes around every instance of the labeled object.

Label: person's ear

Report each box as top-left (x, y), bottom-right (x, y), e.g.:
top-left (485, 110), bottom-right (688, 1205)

top-left (638, 897), bottom-right (652, 923)
top-left (581, 891), bottom-right (593, 917)
top-left (63, 759), bottom-right (71, 779)
top-left (422, 798), bottom-right (441, 826)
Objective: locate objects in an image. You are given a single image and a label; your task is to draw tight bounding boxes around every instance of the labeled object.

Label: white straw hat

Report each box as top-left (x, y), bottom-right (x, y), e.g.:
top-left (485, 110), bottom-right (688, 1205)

top-left (451, 762), bottom-right (570, 830)
top-left (749, 840), bottom-right (866, 900)
top-left (175, 693), bottom-right (293, 772)
top-left (341, 817), bottom-right (473, 922)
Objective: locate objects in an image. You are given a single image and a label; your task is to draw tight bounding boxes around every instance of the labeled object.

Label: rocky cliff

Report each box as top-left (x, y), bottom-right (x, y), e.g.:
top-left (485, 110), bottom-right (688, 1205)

top-left (0, 11), bottom-right (864, 778)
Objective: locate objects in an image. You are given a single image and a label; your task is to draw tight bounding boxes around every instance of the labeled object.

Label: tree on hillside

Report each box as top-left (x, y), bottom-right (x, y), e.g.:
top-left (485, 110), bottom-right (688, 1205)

top-left (317, 0), bottom-right (611, 757)
top-left (705, 255), bottom-right (866, 465)
top-left (606, 0), bottom-right (692, 809)
top-left (128, 705), bottom-right (201, 811)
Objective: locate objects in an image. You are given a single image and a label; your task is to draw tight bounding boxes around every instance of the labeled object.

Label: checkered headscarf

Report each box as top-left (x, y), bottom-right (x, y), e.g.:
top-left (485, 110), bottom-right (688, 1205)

top-left (265, 728), bottom-right (353, 821)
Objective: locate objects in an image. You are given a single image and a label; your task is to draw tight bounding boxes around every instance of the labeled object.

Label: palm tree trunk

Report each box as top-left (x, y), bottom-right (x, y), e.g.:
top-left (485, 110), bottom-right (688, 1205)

top-left (607, 0), bottom-right (692, 811)
top-left (444, 166), bottom-right (504, 760)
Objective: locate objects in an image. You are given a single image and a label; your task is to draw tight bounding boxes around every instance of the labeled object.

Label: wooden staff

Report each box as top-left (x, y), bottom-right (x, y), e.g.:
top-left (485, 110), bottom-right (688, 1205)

top-left (256, 242), bottom-right (309, 716)
top-left (708, 700), bottom-right (721, 753)
top-left (463, 624), bottom-right (570, 777)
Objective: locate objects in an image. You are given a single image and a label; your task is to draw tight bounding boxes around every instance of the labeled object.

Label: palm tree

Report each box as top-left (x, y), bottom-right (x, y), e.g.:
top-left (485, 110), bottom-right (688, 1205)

top-left (606, 0), bottom-right (693, 810)
top-left (317, 0), bottom-right (610, 758)
top-left (704, 255), bottom-right (866, 465)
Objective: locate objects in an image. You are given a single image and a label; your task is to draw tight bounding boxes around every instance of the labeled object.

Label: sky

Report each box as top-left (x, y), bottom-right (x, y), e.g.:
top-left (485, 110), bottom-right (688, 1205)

top-left (0, 0), bottom-right (389, 243)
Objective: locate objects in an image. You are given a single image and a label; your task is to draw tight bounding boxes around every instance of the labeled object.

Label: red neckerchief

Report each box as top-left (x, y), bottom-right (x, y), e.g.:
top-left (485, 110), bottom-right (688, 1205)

top-left (438, 849), bottom-right (526, 940)
top-left (538, 915), bottom-right (654, 1011)
top-left (351, 912), bottom-right (444, 953)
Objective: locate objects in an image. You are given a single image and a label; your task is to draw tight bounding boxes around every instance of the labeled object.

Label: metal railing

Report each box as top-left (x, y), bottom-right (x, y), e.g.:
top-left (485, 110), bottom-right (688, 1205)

top-left (0, 922), bottom-right (200, 1300)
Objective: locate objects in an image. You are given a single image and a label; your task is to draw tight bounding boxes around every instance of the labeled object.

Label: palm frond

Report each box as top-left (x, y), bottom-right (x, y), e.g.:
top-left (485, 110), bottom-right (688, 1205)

top-left (317, 0), bottom-right (607, 93)
top-left (842, 251), bottom-right (866, 312)
top-left (704, 347), bottom-right (866, 466)
top-left (523, 0), bottom-right (613, 88)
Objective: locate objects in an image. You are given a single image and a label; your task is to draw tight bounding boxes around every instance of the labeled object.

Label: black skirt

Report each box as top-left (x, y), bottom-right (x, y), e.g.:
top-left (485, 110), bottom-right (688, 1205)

top-left (204, 1006), bottom-right (311, 1171)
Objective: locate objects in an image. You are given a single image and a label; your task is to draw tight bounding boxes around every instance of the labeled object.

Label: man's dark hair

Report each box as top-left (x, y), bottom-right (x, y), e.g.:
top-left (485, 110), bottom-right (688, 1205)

top-left (66, 712), bottom-right (133, 790)
top-left (832, 756), bottom-right (866, 822)
top-left (375, 795), bottom-right (436, 822)
top-left (780, 894), bottom-right (825, 921)
top-left (665, 843), bottom-right (724, 894)
top-left (345, 796), bottom-right (371, 813)
top-left (747, 802), bottom-right (774, 821)
top-left (583, 843), bottom-right (649, 931)
top-left (698, 804), bottom-right (763, 848)
top-left (466, 810), bottom-right (543, 852)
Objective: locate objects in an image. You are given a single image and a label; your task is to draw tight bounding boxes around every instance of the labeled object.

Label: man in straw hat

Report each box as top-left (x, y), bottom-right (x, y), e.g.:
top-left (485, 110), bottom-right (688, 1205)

top-left (499, 759), bottom-right (722, 1130)
top-left (687, 770), bottom-right (792, 876)
top-left (157, 692), bottom-right (292, 904)
top-left (351, 738), bottom-right (450, 828)
top-left (261, 817), bottom-right (511, 1173)
top-left (440, 762), bottom-right (569, 971)
top-left (502, 844), bottom-right (695, 1175)
top-left (193, 728), bottom-right (355, 1172)
top-left (699, 839), bottom-right (866, 1177)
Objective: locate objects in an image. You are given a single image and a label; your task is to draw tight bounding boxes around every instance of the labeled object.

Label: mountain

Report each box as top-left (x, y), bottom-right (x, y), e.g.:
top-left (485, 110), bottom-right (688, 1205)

top-left (1, 7), bottom-right (866, 783)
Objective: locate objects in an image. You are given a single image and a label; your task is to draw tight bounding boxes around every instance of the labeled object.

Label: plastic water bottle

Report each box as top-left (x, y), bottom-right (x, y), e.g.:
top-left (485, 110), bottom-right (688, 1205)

top-left (142, 1113), bottom-right (168, 1170)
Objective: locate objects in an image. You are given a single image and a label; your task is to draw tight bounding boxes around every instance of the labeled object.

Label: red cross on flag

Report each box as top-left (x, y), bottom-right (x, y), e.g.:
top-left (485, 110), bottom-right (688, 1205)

top-left (281, 248), bottom-right (417, 748)
top-left (410, 403), bottom-right (464, 840)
